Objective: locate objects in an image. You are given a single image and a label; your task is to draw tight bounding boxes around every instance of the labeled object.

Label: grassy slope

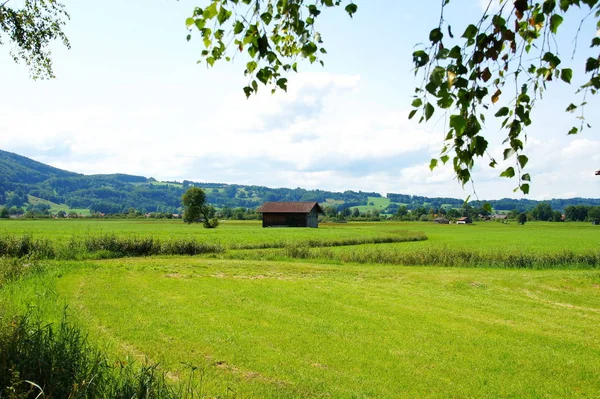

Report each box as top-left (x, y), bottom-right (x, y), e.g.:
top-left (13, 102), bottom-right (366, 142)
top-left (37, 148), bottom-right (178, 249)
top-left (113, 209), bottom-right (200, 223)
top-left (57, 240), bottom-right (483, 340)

top-left (27, 195), bottom-right (90, 215)
top-left (33, 259), bottom-right (600, 398)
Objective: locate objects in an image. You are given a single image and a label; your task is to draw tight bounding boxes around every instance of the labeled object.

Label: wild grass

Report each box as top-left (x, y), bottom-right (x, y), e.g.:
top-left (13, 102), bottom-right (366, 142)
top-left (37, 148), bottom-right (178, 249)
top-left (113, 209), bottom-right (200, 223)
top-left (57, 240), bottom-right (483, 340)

top-left (0, 234), bottom-right (224, 260)
top-left (226, 244), bottom-right (600, 269)
top-left (0, 309), bottom-right (205, 398)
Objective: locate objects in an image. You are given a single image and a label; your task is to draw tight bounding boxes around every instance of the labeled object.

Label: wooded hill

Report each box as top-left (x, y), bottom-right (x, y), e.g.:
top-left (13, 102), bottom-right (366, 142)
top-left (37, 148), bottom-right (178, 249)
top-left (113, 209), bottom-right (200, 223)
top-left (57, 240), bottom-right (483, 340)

top-left (1, 149), bottom-right (599, 215)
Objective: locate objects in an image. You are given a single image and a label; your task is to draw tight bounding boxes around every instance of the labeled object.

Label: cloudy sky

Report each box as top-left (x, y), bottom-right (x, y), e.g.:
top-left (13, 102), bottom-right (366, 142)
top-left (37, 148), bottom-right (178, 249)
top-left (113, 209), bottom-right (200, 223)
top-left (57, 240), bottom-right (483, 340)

top-left (1, 0), bottom-right (599, 200)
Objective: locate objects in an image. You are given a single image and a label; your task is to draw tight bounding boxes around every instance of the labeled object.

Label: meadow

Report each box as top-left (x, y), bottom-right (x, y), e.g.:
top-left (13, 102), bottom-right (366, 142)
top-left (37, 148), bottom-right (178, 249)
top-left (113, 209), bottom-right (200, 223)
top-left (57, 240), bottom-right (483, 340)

top-left (1, 219), bottom-right (600, 397)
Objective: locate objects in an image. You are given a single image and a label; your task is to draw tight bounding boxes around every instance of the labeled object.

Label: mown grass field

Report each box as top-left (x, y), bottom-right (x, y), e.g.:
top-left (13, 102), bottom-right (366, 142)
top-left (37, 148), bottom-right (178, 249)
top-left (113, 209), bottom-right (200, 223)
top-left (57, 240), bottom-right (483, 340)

top-left (2, 219), bottom-right (600, 397)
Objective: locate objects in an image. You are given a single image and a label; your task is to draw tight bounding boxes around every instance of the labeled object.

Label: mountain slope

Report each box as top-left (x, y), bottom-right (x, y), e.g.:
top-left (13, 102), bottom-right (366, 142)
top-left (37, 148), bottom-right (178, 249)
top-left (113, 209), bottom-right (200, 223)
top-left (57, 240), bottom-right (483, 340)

top-left (0, 149), bottom-right (79, 185)
top-left (1, 149), bottom-right (599, 214)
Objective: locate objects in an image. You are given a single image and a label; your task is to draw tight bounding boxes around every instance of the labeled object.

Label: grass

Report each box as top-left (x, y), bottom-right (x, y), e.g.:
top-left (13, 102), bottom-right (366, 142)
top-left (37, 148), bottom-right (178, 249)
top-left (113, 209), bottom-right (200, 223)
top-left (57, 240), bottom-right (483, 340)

top-left (2, 220), bottom-right (600, 397)
top-left (3, 258), bottom-right (599, 398)
top-left (27, 195), bottom-right (90, 215)
top-left (354, 196), bottom-right (391, 213)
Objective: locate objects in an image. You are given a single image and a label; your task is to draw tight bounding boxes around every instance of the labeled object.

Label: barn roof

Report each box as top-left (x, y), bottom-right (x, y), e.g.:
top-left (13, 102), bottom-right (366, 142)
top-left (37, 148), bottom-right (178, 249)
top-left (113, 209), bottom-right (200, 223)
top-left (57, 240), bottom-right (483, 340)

top-left (257, 201), bottom-right (323, 214)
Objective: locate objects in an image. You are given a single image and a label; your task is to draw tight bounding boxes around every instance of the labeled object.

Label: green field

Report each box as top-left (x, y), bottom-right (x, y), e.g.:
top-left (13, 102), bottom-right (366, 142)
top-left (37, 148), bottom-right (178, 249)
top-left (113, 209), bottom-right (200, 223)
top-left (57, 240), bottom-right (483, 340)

top-left (2, 220), bottom-right (600, 397)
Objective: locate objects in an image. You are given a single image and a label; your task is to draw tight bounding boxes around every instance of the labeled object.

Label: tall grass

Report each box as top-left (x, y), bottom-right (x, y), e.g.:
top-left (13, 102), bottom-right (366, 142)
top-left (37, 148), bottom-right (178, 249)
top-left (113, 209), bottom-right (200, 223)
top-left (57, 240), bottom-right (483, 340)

top-left (230, 231), bottom-right (427, 250)
top-left (0, 310), bottom-right (213, 398)
top-left (0, 234), bottom-right (224, 260)
top-left (290, 246), bottom-right (600, 269)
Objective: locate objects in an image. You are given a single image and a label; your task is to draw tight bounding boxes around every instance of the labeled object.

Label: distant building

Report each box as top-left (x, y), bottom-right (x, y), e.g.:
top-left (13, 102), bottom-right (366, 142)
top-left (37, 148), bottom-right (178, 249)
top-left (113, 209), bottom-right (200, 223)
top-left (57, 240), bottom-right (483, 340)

top-left (434, 217), bottom-right (450, 224)
top-left (257, 202), bottom-right (323, 228)
top-left (456, 217), bottom-right (472, 224)
top-left (491, 214), bottom-right (508, 221)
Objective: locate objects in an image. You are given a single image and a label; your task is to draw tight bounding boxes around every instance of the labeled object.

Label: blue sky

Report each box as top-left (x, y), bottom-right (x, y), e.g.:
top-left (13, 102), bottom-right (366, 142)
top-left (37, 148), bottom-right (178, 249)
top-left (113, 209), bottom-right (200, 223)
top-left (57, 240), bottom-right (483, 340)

top-left (1, 0), bottom-right (599, 200)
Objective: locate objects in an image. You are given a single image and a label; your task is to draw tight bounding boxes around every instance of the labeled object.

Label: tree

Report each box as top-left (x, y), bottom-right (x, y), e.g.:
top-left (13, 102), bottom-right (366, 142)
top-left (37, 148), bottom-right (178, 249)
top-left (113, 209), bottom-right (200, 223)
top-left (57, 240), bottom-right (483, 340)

top-left (0, 0), bottom-right (70, 79)
top-left (182, 187), bottom-right (219, 228)
top-left (0, 206), bottom-right (8, 218)
top-left (185, 0), bottom-right (599, 192)
top-left (532, 202), bottom-right (553, 221)
top-left (518, 212), bottom-right (527, 225)
top-left (588, 206), bottom-right (600, 222)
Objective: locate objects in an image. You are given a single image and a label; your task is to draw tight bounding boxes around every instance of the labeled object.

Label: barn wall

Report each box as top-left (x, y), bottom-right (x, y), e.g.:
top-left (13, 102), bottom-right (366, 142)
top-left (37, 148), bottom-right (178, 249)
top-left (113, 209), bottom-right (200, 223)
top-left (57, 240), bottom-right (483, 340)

top-left (262, 213), bottom-right (309, 227)
top-left (307, 208), bottom-right (319, 228)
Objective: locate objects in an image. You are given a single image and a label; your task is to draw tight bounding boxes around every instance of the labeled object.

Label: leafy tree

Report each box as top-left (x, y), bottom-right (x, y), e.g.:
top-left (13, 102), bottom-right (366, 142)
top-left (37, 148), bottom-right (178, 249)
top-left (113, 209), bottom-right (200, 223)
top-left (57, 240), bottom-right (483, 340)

top-left (186, 0), bottom-right (599, 191)
top-left (395, 205), bottom-right (408, 219)
top-left (565, 204), bottom-right (590, 221)
top-left (447, 208), bottom-right (461, 219)
top-left (518, 212), bottom-right (527, 225)
top-left (352, 207), bottom-right (360, 218)
top-left (182, 187), bottom-right (219, 228)
top-left (588, 206), bottom-right (600, 222)
top-left (0, 206), bottom-right (8, 218)
top-left (0, 0), bottom-right (70, 78)
top-left (56, 210), bottom-right (66, 218)
top-left (532, 202), bottom-right (553, 221)
top-left (552, 210), bottom-right (563, 222)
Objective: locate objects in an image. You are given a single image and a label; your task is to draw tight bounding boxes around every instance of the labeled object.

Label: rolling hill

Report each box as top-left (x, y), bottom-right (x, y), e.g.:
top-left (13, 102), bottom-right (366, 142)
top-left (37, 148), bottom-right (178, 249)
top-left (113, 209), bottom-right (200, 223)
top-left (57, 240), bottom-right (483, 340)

top-left (1, 149), bottom-right (599, 215)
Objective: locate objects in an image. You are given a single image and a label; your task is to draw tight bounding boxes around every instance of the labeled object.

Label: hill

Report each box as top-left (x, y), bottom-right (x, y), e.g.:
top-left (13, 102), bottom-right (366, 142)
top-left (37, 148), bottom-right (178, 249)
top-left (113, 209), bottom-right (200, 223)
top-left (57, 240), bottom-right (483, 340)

top-left (1, 149), bottom-right (600, 215)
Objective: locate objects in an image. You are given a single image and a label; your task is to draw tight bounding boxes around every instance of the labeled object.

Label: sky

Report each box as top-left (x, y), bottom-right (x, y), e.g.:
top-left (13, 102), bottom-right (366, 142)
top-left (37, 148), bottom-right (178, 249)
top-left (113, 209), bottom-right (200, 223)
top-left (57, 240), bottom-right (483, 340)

top-left (1, 0), bottom-right (599, 200)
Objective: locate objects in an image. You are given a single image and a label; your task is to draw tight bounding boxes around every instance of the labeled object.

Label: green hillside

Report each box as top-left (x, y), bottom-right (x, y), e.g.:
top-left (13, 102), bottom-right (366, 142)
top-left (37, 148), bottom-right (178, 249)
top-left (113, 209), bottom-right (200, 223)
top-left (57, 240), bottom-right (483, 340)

top-left (1, 149), bottom-right (600, 216)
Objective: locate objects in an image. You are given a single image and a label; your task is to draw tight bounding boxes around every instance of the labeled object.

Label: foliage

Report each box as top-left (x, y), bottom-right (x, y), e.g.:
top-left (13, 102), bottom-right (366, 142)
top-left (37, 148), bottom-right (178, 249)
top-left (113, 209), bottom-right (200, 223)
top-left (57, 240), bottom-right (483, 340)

top-left (184, 1), bottom-right (599, 192)
top-left (0, 0), bottom-right (70, 79)
top-left (518, 212), bottom-right (528, 224)
top-left (532, 202), bottom-right (553, 221)
top-left (185, 0), bottom-right (358, 97)
top-left (182, 187), bottom-right (220, 228)
top-left (414, 0), bottom-right (600, 192)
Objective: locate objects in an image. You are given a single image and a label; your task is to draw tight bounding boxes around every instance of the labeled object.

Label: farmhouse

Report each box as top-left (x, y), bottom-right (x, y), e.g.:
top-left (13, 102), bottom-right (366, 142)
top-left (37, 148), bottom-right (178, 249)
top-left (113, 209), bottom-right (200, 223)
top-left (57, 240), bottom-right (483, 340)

top-left (456, 217), bottom-right (472, 224)
top-left (257, 201), bottom-right (324, 228)
top-left (434, 217), bottom-right (450, 224)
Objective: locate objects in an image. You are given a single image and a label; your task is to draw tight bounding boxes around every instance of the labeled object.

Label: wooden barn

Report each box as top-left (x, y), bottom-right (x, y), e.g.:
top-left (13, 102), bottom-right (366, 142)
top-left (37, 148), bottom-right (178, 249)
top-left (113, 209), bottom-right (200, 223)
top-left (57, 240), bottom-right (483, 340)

top-left (257, 202), bottom-right (323, 228)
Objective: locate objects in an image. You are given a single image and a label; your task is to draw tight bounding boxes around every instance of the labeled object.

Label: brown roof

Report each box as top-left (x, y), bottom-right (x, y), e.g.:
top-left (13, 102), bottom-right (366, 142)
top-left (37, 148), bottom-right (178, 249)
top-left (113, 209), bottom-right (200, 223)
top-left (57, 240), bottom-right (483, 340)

top-left (257, 202), bottom-right (323, 214)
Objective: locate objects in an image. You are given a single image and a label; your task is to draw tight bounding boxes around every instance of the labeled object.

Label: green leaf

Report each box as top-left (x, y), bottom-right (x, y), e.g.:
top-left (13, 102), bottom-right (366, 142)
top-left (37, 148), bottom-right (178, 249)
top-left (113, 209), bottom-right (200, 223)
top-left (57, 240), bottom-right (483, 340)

top-left (411, 98), bottom-right (423, 108)
top-left (462, 24), bottom-right (478, 40)
top-left (520, 184), bottom-right (530, 195)
top-left (412, 50), bottom-right (430, 68)
top-left (243, 86), bottom-right (253, 98)
top-left (565, 103), bottom-right (577, 112)
top-left (186, 18), bottom-right (195, 28)
top-left (276, 78), bottom-right (288, 91)
top-left (246, 61), bottom-right (258, 73)
top-left (503, 148), bottom-right (515, 160)
top-left (425, 103), bottom-right (434, 121)
top-left (517, 154), bottom-right (528, 169)
top-left (500, 167), bottom-right (515, 178)
top-left (429, 28), bottom-right (443, 43)
top-left (203, 3), bottom-right (218, 19)
top-left (408, 109), bottom-right (418, 120)
top-left (522, 173), bottom-right (531, 181)
top-left (233, 21), bottom-right (244, 35)
top-left (217, 6), bottom-right (232, 24)
top-left (260, 12), bottom-right (272, 25)
top-left (449, 114), bottom-right (467, 136)
top-left (560, 68), bottom-right (572, 83)
top-left (549, 14), bottom-right (563, 34)
top-left (441, 155), bottom-right (450, 164)
top-left (483, 203), bottom-right (492, 212)
top-left (494, 107), bottom-right (509, 117)
top-left (429, 158), bottom-right (438, 171)
top-left (568, 127), bottom-right (578, 135)
top-left (345, 3), bottom-right (358, 17)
